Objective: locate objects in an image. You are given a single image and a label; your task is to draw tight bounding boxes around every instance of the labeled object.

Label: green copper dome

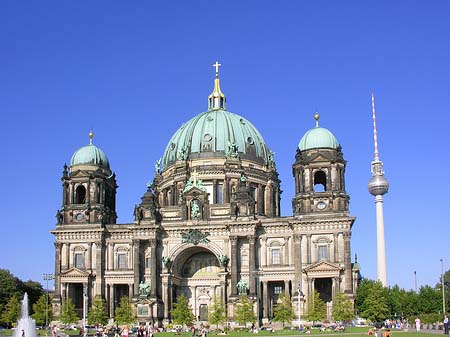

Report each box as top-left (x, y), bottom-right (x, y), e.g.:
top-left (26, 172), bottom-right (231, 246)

top-left (162, 109), bottom-right (272, 169)
top-left (70, 133), bottom-right (110, 169)
top-left (298, 114), bottom-right (339, 151)
top-left (298, 127), bottom-right (339, 151)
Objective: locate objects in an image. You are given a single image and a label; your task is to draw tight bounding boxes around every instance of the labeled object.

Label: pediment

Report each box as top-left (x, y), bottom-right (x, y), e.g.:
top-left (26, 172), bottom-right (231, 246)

top-left (309, 153), bottom-right (332, 163)
top-left (60, 267), bottom-right (90, 277)
top-left (185, 186), bottom-right (209, 197)
top-left (304, 260), bottom-right (342, 273)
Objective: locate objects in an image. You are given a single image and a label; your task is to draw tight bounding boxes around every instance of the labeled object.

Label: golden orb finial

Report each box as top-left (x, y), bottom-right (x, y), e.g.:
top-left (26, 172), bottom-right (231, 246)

top-left (89, 131), bottom-right (94, 144)
top-left (314, 112), bottom-right (320, 127)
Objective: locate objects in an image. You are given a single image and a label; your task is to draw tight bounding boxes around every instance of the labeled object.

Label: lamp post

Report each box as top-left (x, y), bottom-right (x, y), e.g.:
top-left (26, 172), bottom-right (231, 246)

top-left (83, 284), bottom-right (88, 337)
top-left (414, 271), bottom-right (417, 293)
top-left (441, 259), bottom-right (445, 314)
top-left (297, 283), bottom-right (303, 329)
top-left (43, 274), bottom-right (54, 330)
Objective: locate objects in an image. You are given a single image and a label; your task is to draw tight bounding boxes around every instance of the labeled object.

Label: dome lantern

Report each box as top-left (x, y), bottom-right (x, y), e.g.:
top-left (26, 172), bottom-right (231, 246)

top-left (208, 61), bottom-right (226, 110)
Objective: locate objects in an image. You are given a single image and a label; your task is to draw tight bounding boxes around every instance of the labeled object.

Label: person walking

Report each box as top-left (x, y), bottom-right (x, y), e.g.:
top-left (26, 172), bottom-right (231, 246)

top-left (444, 314), bottom-right (449, 335)
top-left (415, 317), bottom-right (421, 332)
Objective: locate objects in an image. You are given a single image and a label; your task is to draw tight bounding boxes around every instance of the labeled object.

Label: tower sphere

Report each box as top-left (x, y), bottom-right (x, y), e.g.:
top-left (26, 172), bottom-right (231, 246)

top-left (368, 173), bottom-right (389, 196)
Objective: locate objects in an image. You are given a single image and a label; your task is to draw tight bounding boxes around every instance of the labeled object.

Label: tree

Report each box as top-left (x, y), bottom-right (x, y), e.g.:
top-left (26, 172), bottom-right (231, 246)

top-left (273, 292), bottom-right (294, 327)
top-left (171, 294), bottom-right (195, 327)
top-left (59, 298), bottom-right (79, 325)
top-left (303, 290), bottom-right (325, 323)
top-left (114, 296), bottom-right (136, 326)
top-left (22, 280), bottom-right (44, 313)
top-left (360, 281), bottom-right (389, 322)
top-left (32, 294), bottom-right (53, 326)
top-left (332, 293), bottom-right (354, 323)
top-left (88, 297), bottom-right (108, 326)
top-left (1, 294), bottom-right (21, 327)
top-left (234, 295), bottom-right (255, 326)
top-left (355, 278), bottom-right (378, 316)
top-left (0, 270), bottom-right (22, 307)
top-left (208, 296), bottom-right (226, 329)
top-left (417, 285), bottom-right (441, 314)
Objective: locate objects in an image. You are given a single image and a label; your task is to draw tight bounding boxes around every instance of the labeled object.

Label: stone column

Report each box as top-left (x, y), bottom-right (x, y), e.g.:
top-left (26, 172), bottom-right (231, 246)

top-left (86, 243), bottom-right (92, 270)
top-left (306, 234), bottom-right (311, 264)
top-left (162, 277), bottom-right (171, 321)
top-left (95, 241), bottom-right (104, 297)
top-left (65, 243), bottom-right (70, 269)
top-left (284, 280), bottom-right (290, 297)
top-left (109, 285), bottom-right (115, 316)
top-left (343, 232), bottom-right (352, 293)
top-left (332, 278), bottom-right (336, 299)
top-left (262, 238), bottom-right (267, 267)
top-left (108, 243), bottom-right (114, 270)
top-left (213, 179), bottom-right (217, 204)
top-left (248, 235), bottom-right (256, 295)
top-left (70, 183), bottom-right (74, 204)
top-left (133, 240), bottom-right (140, 297)
top-left (149, 239), bottom-right (157, 297)
top-left (65, 283), bottom-right (69, 304)
top-left (333, 233), bottom-right (338, 263)
top-left (224, 178), bottom-right (230, 203)
top-left (262, 281), bottom-right (268, 320)
top-left (284, 237), bottom-right (289, 265)
top-left (54, 242), bottom-right (62, 298)
top-left (293, 235), bottom-right (302, 294)
top-left (230, 236), bottom-right (238, 296)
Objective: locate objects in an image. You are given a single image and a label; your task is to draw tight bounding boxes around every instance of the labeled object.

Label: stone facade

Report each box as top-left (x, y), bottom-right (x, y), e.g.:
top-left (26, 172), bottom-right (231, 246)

top-left (51, 76), bottom-right (359, 326)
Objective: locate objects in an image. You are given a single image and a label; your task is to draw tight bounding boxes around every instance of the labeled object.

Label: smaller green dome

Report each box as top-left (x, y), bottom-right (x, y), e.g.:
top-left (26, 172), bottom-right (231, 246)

top-left (298, 127), bottom-right (339, 151)
top-left (70, 133), bottom-right (110, 169)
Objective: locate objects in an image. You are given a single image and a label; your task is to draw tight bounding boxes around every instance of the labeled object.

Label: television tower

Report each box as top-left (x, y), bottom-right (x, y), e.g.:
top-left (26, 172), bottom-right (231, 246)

top-left (368, 93), bottom-right (389, 286)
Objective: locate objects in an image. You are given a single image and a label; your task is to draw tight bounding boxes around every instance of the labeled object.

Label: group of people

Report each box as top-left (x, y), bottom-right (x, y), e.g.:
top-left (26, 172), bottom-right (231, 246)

top-left (136, 325), bottom-right (155, 337)
top-left (190, 324), bottom-right (208, 337)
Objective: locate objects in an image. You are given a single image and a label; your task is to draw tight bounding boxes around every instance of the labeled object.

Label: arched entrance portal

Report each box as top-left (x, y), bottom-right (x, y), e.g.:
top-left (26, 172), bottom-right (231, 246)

top-left (171, 247), bottom-right (224, 322)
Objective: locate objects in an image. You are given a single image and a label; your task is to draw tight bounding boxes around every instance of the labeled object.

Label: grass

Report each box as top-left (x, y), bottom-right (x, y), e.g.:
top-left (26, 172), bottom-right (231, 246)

top-left (0, 328), bottom-right (441, 337)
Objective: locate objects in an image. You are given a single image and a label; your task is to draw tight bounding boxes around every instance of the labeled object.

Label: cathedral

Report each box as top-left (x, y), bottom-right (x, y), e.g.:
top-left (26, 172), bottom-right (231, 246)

top-left (50, 64), bottom-right (360, 326)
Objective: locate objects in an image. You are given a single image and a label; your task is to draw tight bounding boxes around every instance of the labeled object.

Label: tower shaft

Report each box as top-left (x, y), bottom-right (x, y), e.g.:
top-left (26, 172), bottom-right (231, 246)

top-left (375, 195), bottom-right (387, 286)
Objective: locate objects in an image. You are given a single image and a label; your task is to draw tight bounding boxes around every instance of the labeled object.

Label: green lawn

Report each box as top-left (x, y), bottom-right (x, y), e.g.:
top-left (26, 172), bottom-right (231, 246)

top-left (0, 328), bottom-right (441, 337)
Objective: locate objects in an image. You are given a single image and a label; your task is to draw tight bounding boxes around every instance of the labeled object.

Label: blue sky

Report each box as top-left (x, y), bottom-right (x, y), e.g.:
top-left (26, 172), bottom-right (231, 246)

top-left (1, 1), bottom-right (449, 291)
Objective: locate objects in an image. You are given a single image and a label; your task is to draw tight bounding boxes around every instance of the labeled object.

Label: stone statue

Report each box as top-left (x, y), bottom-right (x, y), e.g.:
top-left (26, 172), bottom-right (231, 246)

top-left (181, 229), bottom-right (210, 245)
top-left (191, 200), bottom-right (200, 219)
top-left (226, 141), bottom-right (239, 158)
top-left (139, 281), bottom-right (150, 296)
top-left (134, 204), bottom-right (143, 222)
top-left (56, 210), bottom-right (63, 224)
top-left (154, 158), bottom-right (161, 175)
top-left (183, 179), bottom-right (193, 193)
top-left (239, 172), bottom-right (247, 186)
top-left (177, 145), bottom-right (188, 161)
top-left (268, 151), bottom-right (276, 169)
top-left (218, 255), bottom-right (229, 268)
top-left (236, 279), bottom-right (248, 295)
top-left (162, 256), bottom-right (172, 270)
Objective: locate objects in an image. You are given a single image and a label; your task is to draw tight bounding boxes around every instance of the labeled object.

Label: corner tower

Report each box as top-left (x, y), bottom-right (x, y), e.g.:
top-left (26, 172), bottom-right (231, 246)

top-left (292, 113), bottom-right (349, 215)
top-left (57, 132), bottom-right (117, 227)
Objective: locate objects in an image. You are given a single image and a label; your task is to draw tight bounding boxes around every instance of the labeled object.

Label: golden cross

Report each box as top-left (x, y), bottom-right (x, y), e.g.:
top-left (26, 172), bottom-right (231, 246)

top-left (213, 61), bottom-right (221, 75)
top-left (191, 169), bottom-right (198, 185)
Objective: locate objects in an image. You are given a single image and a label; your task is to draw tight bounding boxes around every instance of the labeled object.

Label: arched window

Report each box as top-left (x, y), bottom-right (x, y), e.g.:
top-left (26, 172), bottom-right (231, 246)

top-left (270, 241), bottom-right (282, 265)
top-left (314, 170), bottom-right (327, 192)
top-left (75, 185), bottom-right (86, 204)
top-left (73, 246), bottom-right (85, 269)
